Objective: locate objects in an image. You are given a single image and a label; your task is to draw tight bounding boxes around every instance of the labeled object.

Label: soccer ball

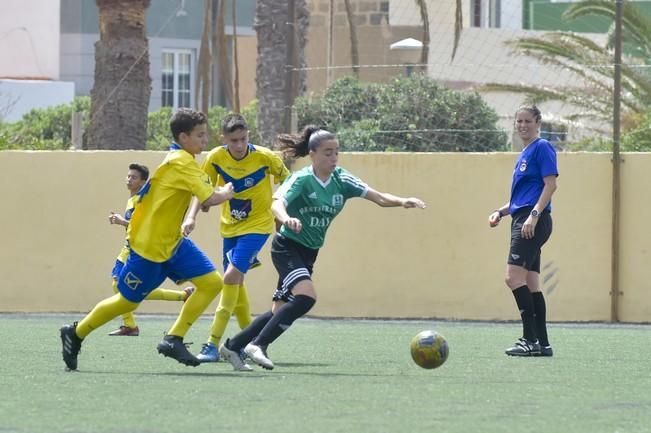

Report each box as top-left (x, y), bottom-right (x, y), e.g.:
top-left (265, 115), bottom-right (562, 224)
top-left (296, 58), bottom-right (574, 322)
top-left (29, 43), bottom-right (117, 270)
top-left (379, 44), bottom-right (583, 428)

top-left (410, 330), bottom-right (449, 369)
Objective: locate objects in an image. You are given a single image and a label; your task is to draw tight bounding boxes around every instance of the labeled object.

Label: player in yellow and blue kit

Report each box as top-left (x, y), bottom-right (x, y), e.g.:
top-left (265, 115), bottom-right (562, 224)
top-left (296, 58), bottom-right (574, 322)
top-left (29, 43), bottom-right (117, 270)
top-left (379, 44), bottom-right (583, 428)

top-left (60, 108), bottom-right (234, 371)
top-left (182, 113), bottom-right (290, 364)
top-left (107, 163), bottom-right (194, 337)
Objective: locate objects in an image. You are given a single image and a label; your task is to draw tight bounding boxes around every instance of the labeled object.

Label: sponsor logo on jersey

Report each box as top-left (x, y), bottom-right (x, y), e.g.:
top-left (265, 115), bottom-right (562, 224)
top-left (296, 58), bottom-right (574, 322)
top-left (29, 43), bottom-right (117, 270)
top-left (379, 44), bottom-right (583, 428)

top-left (309, 216), bottom-right (332, 228)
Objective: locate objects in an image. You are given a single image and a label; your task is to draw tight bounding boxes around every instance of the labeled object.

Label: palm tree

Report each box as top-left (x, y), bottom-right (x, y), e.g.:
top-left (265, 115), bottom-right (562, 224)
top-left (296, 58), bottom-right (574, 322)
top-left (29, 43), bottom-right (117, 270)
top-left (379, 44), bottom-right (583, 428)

top-left (480, 0), bottom-right (651, 125)
top-left (231, 0), bottom-right (241, 112)
top-left (88, 0), bottom-right (151, 150)
top-left (255, 0), bottom-right (308, 145)
top-left (343, 0), bottom-right (360, 78)
top-left (196, 0), bottom-right (212, 114)
top-left (414, 0), bottom-right (429, 71)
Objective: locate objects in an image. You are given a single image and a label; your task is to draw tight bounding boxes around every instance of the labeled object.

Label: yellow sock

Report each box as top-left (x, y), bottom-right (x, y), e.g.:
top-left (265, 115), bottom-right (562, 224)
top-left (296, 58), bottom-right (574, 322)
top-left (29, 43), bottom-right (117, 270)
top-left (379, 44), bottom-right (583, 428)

top-left (167, 271), bottom-right (222, 338)
top-left (233, 284), bottom-right (252, 329)
top-left (112, 279), bottom-right (137, 328)
top-left (76, 293), bottom-right (138, 339)
top-left (207, 283), bottom-right (240, 346)
top-left (145, 288), bottom-right (186, 301)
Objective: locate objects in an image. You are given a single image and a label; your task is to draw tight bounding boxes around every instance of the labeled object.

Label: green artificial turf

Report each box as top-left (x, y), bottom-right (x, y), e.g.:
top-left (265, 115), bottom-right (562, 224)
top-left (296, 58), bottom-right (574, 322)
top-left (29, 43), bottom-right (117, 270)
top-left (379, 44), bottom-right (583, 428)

top-left (1, 314), bottom-right (649, 433)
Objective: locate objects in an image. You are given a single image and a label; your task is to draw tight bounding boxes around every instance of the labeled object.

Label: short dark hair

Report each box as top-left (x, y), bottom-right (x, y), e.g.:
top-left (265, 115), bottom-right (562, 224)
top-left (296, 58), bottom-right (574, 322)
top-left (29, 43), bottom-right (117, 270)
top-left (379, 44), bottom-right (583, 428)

top-left (128, 163), bottom-right (149, 181)
top-left (170, 108), bottom-right (208, 141)
top-left (221, 113), bottom-right (248, 134)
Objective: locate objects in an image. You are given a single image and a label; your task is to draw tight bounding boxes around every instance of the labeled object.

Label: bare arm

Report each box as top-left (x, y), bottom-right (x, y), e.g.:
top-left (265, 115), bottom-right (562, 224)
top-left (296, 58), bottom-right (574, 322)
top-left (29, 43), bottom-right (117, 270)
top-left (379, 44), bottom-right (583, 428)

top-left (181, 197), bottom-right (202, 236)
top-left (108, 212), bottom-right (129, 227)
top-left (271, 198), bottom-right (302, 233)
top-left (363, 187), bottom-right (426, 209)
top-left (488, 202), bottom-right (511, 228)
top-left (521, 175), bottom-right (557, 239)
top-left (532, 176), bottom-right (557, 214)
top-left (201, 182), bottom-right (234, 208)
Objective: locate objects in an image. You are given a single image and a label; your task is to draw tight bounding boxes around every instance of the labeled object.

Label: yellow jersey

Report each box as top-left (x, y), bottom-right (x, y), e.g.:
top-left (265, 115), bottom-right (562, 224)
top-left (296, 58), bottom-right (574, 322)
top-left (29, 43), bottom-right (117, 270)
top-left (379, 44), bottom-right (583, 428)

top-left (202, 144), bottom-right (289, 238)
top-left (127, 147), bottom-right (214, 262)
top-left (116, 194), bottom-right (139, 263)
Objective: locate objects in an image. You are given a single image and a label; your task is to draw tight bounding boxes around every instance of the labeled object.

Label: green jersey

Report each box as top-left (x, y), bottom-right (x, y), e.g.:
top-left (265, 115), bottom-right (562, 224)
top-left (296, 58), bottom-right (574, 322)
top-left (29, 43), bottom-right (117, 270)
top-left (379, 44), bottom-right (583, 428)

top-left (275, 166), bottom-right (368, 249)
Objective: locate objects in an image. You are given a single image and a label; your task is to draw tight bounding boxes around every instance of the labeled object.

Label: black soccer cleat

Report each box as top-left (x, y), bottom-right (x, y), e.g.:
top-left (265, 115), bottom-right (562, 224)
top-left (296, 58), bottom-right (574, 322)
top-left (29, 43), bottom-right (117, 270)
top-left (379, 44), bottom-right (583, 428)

top-left (505, 338), bottom-right (541, 357)
top-left (156, 335), bottom-right (200, 367)
top-left (534, 345), bottom-right (554, 357)
top-left (60, 323), bottom-right (83, 371)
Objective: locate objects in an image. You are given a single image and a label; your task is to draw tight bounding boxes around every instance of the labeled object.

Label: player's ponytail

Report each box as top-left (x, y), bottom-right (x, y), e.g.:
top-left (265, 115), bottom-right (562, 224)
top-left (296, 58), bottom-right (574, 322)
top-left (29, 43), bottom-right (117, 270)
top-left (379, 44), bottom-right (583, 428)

top-left (275, 125), bottom-right (335, 159)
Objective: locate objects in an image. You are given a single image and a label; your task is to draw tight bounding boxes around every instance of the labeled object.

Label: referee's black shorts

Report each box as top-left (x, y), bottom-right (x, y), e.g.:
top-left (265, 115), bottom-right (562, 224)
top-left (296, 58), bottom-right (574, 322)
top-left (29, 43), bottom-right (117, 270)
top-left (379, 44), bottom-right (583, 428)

top-left (508, 207), bottom-right (552, 273)
top-left (270, 233), bottom-right (319, 302)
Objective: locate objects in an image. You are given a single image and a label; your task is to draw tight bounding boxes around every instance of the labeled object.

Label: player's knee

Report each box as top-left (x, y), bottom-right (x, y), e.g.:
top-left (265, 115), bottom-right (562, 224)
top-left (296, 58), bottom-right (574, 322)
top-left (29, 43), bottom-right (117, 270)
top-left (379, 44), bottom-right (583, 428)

top-left (115, 293), bottom-right (138, 313)
top-left (505, 274), bottom-right (525, 290)
top-left (223, 265), bottom-right (244, 285)
top-left (193, 271), bottom-right (223, 297)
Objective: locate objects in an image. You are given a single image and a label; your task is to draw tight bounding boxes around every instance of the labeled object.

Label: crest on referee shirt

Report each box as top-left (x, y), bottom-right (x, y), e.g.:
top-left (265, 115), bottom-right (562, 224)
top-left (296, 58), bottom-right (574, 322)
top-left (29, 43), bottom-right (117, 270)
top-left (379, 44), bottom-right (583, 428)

top-left (519, 160), bottom-right (527, 172)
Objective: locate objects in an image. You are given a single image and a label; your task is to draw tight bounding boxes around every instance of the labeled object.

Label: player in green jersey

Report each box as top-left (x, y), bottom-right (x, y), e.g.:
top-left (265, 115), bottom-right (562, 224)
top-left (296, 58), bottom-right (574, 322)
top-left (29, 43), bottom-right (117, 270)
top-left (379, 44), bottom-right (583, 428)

top-left (219, 126), bottom-right (426, 371)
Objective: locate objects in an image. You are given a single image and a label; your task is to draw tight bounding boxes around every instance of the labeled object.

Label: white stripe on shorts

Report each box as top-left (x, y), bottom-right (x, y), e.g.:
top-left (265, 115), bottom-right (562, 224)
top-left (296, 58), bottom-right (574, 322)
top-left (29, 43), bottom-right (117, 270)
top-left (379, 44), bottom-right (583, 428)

top-left (282, 267), bottom-right (311, 291)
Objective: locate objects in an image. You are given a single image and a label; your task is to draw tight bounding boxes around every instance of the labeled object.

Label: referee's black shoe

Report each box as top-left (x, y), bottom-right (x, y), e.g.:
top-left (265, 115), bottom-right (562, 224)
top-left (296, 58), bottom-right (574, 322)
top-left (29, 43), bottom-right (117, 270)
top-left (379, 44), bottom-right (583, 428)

top-left (534, 345), bottom-right (554, 357)
top-left (505, 338), bottom-right (541, 356)
top-left (157, 335), bottom-right (200, 367)
top-left (60, 323), bottom-right (83, 371)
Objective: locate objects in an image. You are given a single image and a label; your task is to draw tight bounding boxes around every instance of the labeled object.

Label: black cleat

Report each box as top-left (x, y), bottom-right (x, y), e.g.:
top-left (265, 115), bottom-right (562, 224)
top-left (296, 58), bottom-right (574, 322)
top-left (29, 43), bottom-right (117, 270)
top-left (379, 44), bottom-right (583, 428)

top-left (534, 345), bottom-right (554, 357)
top-left (60, 323), bottom-right (83, 371)
top-left (157, 335), bottom-right (200, 367)
top-left (505, 338), bottom-right (541, 357)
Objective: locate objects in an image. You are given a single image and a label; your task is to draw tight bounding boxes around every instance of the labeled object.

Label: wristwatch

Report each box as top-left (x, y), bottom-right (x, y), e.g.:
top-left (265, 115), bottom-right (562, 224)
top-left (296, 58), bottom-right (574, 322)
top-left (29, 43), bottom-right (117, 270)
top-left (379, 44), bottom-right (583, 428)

top-left (530, 209), bottom-right (540, 218)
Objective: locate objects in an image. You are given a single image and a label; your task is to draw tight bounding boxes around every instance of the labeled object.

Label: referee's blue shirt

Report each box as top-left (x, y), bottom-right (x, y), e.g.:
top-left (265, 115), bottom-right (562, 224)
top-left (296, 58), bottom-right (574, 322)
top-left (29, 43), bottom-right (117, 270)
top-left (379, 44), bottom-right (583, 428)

top-left (509, 138), bottom-right (558, 215)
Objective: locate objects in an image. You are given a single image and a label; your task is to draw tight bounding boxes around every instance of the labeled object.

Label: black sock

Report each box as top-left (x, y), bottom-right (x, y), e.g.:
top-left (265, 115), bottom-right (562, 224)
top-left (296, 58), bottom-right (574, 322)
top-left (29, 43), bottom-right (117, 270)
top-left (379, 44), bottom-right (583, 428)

top-left (227, 310), bottom-right (274, 351)
top-left (532, 292), bottom-right (549, 346)
top-left (252, 295), bottom-right (316, 347)
top-left (512, 285), bottom-right (537, 342)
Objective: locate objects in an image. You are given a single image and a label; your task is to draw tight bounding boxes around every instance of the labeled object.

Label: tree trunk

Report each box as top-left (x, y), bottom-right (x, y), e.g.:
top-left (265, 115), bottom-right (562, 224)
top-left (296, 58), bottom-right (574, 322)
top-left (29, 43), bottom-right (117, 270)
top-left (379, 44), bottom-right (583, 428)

top-left (415, 0), bottom-right (430, 72)
top-left (88, 0), bottom-right (151, 150)
top-left (343, 0), bottom-right (360, 78)
top-left (215, 0), bottom-right (233, 109)
top-left (196, 0), bottom-right (213, 114)
top-left (232, 0), bottom-right (240, 113)
top-left (255, 0), bottom-right (308, 145)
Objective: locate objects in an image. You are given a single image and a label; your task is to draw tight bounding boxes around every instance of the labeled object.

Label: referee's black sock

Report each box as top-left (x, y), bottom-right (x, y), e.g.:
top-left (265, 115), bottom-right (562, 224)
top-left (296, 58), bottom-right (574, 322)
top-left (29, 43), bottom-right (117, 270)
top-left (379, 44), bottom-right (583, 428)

top-left (252, 295), bottom-right (316, 347)
top-left (532, 292), bottom-right (549, 346)
top-left (512, 285), bottom-right (537, 342)
top-left (227, 310), bottom-right (273, 351)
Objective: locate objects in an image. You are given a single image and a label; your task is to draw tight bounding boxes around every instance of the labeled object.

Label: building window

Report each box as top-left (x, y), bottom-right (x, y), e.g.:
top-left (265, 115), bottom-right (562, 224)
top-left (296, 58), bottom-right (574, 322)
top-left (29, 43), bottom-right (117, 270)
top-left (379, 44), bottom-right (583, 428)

top-left (489, 0), bottom-right (500, 28)
top-left (471, 0), bottom-right (482, 27)
top-left (471, 0), bottom-right (501, 28)
top-left (162, 49), bottom-right (193, 109)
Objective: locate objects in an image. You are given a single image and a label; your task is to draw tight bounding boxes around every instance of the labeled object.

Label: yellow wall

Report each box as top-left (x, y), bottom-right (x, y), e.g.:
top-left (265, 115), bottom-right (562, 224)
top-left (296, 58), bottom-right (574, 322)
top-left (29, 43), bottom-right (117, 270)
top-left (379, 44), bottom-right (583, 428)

top-left (1, 151), bottom-right (647, 322)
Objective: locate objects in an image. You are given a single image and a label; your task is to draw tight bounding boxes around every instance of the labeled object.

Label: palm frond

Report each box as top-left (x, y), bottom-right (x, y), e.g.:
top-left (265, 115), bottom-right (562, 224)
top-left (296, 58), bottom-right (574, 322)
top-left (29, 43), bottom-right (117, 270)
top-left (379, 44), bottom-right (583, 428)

top-left (564, 0), bottom-right (651, 57)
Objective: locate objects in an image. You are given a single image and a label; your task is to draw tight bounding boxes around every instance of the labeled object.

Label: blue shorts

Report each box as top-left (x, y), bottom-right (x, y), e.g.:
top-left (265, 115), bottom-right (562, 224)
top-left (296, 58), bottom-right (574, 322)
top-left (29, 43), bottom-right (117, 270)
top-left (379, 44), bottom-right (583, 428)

top-left (116, 237), bottom-right (216, 302)
top-left (111, 259), bottom-right (124, 280)
top-left (222, 233), bottom-right (269, 274)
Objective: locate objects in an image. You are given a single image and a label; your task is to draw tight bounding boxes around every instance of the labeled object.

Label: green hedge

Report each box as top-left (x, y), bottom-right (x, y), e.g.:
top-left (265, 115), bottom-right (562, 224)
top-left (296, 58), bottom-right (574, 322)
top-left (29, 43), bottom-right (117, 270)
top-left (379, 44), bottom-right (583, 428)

top-left (0, 98), bottom-right (260, 151)
top-left (295, 75), bottom-right (509, 152)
